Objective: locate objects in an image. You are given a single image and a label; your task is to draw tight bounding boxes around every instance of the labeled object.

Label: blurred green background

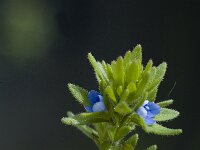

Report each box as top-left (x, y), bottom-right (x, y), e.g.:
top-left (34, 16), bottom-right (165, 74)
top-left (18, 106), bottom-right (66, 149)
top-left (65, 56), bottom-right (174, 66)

top-left (0, 0), bottom-right (199, 149)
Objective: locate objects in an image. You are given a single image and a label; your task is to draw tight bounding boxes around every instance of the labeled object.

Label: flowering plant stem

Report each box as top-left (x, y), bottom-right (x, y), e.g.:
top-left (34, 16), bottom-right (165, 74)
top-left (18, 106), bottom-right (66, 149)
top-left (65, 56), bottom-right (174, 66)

top-left (61, 45), bottom-right (182, 150)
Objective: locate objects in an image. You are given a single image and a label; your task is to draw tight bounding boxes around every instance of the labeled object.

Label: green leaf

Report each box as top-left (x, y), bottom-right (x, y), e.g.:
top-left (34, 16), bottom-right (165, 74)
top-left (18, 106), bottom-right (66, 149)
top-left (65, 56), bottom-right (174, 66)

top-left (148, 62), bottom-right (167, 91)
top-left (127, 82), bottom-right (137, 93)
top-left (145, 123), bottom-right (182, 136)
top-left (119, 89), bottom-right (129, 102)
top-left (117, 85), bottom-right (123, 96)
top-left (115, 101), bottom-right (132, 115)
top-left (125, 60), bottom-right (139, 83)
top-left (68, 83), bottom-right (89, 106)
top-left (146, 145), bottom-right (157, 150)
top-left (107, 125), bottom-right (116, 141)
top-left (143, 60), bottom-right (153, 75)
top-left (135, 71), bottom-right (151, 98)
top-left (131, 44), bottom-right (142, 62)
top-left (125, 134), bottom-right (139, 148)
top-left (121, 144), bottom-right (133, 150)
top-left (114, 126), bottom-right (132, 141)
top-left (105, 85), bottom-right (117, 103)
top-left (154, 108), bottom-right (179, 122)
top-left (147, 87), bottom-right (158, 102)
top-left (62, 112), bottom-right (110, 125)
top-left (123, 50), bottom-right (132, 67)
top-left (157, 99), bottom-right (174, 107)
top-left (88, 53), bottom-right (108, 83)
top-left (97, 61), bottom-right (109, 81)
top-left (106, 64), bottom-right (114, 80)
top-left (129, 114), bottom-right (182, 136)
top-left (66, 111), bottom-right (99, 142)
top-left (111, 57), bottom-right (125, 86)
top-left (134, 91), bottom-right (148, 110)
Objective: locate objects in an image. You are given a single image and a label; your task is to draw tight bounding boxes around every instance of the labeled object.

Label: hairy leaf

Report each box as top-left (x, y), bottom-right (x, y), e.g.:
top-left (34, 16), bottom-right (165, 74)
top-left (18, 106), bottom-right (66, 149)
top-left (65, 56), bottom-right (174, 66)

top-left (68, 83), bottom-right (89, 105)
top-left (154, 108), bottom-right (179, 122)
top-left (129, 113), bottom-right (182, 136)
top-left (145, 123), bottom-right (182, 136)
top-left (148, 62), bottom-right (167, 92)
top-left (125, 60), bottom-right (139, 83)
top-left (105, 85), bottom-right (117, 103)
top-left (115, 101), bottom-right (132, 115)
top-left (131, 44), bottom-right (142, 62)
top-left (88, 53), bottom-right (108, 83)
top-left (157, 99), bottom-right (174, 107)
top-left (125, 133), bottom-right (139, 148)
top-left (62, 112), bottom-right (110, 125)
top-left (114, 126), bottom-right (132, 141)
top-left (66, 111), bottom-right (99, 142)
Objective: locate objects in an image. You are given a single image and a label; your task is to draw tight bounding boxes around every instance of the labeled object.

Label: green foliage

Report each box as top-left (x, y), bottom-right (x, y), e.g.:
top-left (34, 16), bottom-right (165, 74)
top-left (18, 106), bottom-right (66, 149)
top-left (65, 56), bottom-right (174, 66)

top-left (146, 145), bottom-right (157, 150)
top-left (62, 45), bottom-right (182, 150)
top-left (157, 99), bottom-right (173, 107)
top-left (154, 108), bottom-right (179, 122)
top-left (114, 101), bottom-right (132, 115)
top-left (68, 83), bottom-right (89, 106)
top-left (114, 126), bottom-right (132, 141)
top-left (62, 112), bottom-right (110, 125)
top-left (125, 133), bottom-right (139, 148)
top-left (145, 124), bottom-right (182, 136)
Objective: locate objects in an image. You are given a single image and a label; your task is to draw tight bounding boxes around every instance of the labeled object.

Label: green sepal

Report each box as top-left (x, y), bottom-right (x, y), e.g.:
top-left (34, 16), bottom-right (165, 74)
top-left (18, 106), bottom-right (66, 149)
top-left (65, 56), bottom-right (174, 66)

top-left (157, 99), bottom-right (173, 107)
top-left (115, 101), bottom-right (132, 115)
top-left (146, 145), bottom-right (157, 150)
top-left (61, 112), bottom-right (110, 125)
top-left (114, 126), bottom-right (132, 141)
top-left (154, 108), bottom-right (179, 122)
top-left (68, 83), bottom-right (89, 106)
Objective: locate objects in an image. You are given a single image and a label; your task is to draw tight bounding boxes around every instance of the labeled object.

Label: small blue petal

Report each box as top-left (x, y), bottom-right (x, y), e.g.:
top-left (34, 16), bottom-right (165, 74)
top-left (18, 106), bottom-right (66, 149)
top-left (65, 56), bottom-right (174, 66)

top-left (88, 90), bottom-right (101, 105)
top-left (144, 116), bottom-right (156, 125)
top-left (98, 95), bottom-right (104, 102)
top-left (142, 100), bottom-right (149, 106)
top-left (92, 102), bottom-right (106, 112)
top-left (136, 106), bottom-right (147, 119)
top-left (84, 106), bottom-right (93, 112)
top-left (146, 102), bottom-right (160, 117)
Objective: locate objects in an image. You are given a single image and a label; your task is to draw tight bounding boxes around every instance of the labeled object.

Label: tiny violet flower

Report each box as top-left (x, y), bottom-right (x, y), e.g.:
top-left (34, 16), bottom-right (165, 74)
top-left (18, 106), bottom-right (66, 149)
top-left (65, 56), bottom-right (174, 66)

top-left (136, 100), bottom-right (160, 125)
top-left (84, 90), bottom-right (106, 112)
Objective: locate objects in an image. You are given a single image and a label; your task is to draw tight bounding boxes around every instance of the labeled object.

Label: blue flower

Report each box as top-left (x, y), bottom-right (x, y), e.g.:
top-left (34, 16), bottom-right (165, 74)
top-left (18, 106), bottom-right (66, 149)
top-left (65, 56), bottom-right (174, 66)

top-left (136, 100), bottom-right (160, 125)
top-left (84, 90), bottom-right (106, 112)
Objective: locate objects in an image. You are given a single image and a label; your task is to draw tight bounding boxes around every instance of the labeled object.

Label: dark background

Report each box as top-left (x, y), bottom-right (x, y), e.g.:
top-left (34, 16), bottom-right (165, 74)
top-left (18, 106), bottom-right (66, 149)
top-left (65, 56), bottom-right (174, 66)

top-left (0, 0), bottom-right (199, 149)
